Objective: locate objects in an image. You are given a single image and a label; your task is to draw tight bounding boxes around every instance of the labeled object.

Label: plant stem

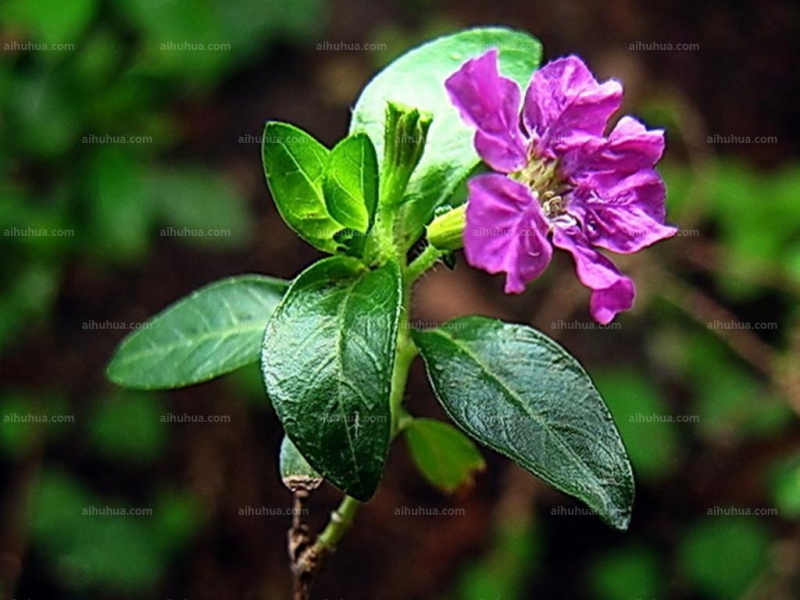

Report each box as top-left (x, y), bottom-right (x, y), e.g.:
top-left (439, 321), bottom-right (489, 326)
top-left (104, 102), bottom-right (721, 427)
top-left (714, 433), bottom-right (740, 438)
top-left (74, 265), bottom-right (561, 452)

top-left (406, 244), bottom-right (443, 282)
top-left (314, 495), bottom-right (362, 550)
top-left (290, 297), bottom-right (419, 595)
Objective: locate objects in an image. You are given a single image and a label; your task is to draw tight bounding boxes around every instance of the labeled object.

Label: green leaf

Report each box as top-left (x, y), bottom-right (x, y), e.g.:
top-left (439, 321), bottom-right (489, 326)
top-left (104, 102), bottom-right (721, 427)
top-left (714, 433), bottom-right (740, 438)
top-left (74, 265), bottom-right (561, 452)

top-left (323, 133), bottom-right (379, 235)
top-left (594, 369), bottom-right (679, 482)
top-left (107, 275), bottom-right (289, 389)
top-left (279, 436), bottom-right (323, 492)
top-left (150, 167), bottom-right (254, 251)
top-left (87, 148), bottom-right (153, 264)
top-left (679, 518), bottom-right (771, 600)
top-left (405, 418), bottom-right (485, 493)
top-left (589, 545), bottom-right (663, 600)
top-left (262, 122), bottom-right (343, 253)
top-left (771, 454), bottom-right (800, 519)
top-left (88, 393), bottom-right (166, 463)
top-left (262, 257), bottom-right (402, 501)
top-left (413, 316), bottom-right (634, 530)
top-left (350, 27), bottom-right (542, 249)
top-left (2, 0), bottom-right (98, 46)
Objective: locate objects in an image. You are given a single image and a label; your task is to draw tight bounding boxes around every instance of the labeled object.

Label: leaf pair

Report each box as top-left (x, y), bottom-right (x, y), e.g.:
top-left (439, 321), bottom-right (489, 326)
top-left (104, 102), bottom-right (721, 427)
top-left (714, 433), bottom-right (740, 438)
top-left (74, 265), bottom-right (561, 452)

top-left (261, 123), bottom-right (378, 257)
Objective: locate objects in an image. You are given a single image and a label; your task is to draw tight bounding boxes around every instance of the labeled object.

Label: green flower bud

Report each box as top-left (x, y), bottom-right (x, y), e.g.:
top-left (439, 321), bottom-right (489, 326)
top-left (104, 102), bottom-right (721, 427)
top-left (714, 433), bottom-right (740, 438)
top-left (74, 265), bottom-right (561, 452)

top-left (426, 204), bottom-right (466, 251)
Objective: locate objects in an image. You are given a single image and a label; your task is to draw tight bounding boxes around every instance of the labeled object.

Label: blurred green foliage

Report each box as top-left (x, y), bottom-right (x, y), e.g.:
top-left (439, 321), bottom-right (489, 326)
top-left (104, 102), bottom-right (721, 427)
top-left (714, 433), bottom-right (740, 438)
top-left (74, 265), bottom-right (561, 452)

top-left (30, 467), bottom-right (202, 593)
top-left (2, 5), bottom-right (799, 598)
top-left (1, 0), bottom-right (322, 596)
top-left (0, 0), bottom-right (323, 355)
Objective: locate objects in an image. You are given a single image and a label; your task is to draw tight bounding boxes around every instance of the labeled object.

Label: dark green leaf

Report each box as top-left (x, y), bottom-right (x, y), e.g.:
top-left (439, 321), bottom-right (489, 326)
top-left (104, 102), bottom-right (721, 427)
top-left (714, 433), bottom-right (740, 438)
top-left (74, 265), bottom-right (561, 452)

top-left (262, 257), bottom-right (402, 500)
top-left (413, 316), bottom-right (634, 530)
top-left (107, 275), bottom-right (289, 389)
top-left (405, 418), bottom-right (485, 493)
top-left (350, 27), bottom-right (542, 249)
top-left (261, 122), bottom-right (343, 253)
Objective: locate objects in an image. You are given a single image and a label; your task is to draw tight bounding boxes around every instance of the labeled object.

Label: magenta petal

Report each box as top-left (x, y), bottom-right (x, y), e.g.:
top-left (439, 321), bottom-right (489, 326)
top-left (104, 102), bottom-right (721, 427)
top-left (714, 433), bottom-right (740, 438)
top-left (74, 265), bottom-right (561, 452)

top-left (563, 116), bottom-right (665, 176)
top-left (582, 204), bottom-right (678, 253)
top-left (552, 226), bottom-right (635, 323)
top-left (522, 56), bottom-right (622, 155)
top-left (590, 280), bottom-right (637, 324)
top-left (445, 50), bottom-right (528, 172)
top-left (570, 171), bottom-right (677, 253)
top-left (464, 174), bottom-right (553, 293)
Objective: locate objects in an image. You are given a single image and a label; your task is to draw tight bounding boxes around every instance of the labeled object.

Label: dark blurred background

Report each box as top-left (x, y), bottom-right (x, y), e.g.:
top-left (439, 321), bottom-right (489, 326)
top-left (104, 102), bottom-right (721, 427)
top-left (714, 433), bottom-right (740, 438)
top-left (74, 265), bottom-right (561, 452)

top-left (1, 0), bottom-right (799, 598)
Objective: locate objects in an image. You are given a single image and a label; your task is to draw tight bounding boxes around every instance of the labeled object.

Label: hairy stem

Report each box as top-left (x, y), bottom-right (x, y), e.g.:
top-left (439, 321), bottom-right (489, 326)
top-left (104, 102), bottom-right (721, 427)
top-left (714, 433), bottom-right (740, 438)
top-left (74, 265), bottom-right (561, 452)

top-left (406, 244), bottom-right (443, 283)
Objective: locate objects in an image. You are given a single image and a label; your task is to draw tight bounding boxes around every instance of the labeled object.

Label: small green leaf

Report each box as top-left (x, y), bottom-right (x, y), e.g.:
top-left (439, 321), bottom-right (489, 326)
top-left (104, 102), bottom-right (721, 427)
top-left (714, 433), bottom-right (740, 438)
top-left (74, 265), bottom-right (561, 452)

top-left (262, 257), bottom-right (402, 501)
top-left (107, 275), bottom-right (289, 389)
top-left (279, 436), bottom-right (323, 492)
top-left (323, 133), bottom-right (379, 236)
top-left (350, 27), bottom-right (542, 249)
top-left (262, 122), bottom-right (343, 253)
top-left (414, 316), bottom-right (634, 530)
top-left (405, 418), bottom-right (485, 493)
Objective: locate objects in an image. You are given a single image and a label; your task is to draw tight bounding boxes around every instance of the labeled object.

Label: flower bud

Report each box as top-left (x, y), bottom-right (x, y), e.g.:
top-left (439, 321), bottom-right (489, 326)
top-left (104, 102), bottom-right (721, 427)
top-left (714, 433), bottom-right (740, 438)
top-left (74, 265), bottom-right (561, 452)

top-left (426, 204), bottom-right (466, 251)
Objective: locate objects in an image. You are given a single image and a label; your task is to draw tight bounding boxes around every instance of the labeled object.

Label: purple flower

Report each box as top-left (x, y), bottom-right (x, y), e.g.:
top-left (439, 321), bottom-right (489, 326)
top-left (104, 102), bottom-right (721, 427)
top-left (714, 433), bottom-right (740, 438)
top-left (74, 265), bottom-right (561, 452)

top-left (445, 50), bottom-right (677, 323)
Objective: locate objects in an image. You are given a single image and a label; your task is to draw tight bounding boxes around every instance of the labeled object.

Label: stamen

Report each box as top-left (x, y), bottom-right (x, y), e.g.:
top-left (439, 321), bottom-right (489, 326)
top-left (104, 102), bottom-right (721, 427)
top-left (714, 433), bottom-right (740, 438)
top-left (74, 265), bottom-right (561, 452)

top-left (510, 153), bottom-right (571, 219)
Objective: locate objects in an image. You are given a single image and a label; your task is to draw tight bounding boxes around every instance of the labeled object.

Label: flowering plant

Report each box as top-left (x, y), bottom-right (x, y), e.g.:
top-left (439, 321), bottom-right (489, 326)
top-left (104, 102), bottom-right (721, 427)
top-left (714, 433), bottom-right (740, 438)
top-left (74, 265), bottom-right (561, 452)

top-left (107, 27), bottom-right (675, 598)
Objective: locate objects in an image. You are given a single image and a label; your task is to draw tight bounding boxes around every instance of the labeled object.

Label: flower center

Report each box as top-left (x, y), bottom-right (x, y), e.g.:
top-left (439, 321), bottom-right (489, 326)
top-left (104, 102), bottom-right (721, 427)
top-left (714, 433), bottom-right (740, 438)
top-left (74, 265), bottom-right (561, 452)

top-left (510, 154), bottom-right (572, 220)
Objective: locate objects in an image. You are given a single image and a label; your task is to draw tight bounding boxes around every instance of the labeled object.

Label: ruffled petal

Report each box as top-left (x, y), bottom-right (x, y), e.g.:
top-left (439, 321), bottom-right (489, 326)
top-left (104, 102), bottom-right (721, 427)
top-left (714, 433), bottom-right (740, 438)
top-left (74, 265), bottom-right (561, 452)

top-left (464, 174), bottom-right (553, 293)
top-left (569, 171), bottom-right (677, 253)
top-left (445, 50), bottom-right (528, 172)
top-left (574, 169), bottom-right (667, 223)
top-left (552, 226), bottom-right (635, 323)
top-left (523, 56), bottom-right (622, 156)
top-left (562, 116), bottom-right (665, 178)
